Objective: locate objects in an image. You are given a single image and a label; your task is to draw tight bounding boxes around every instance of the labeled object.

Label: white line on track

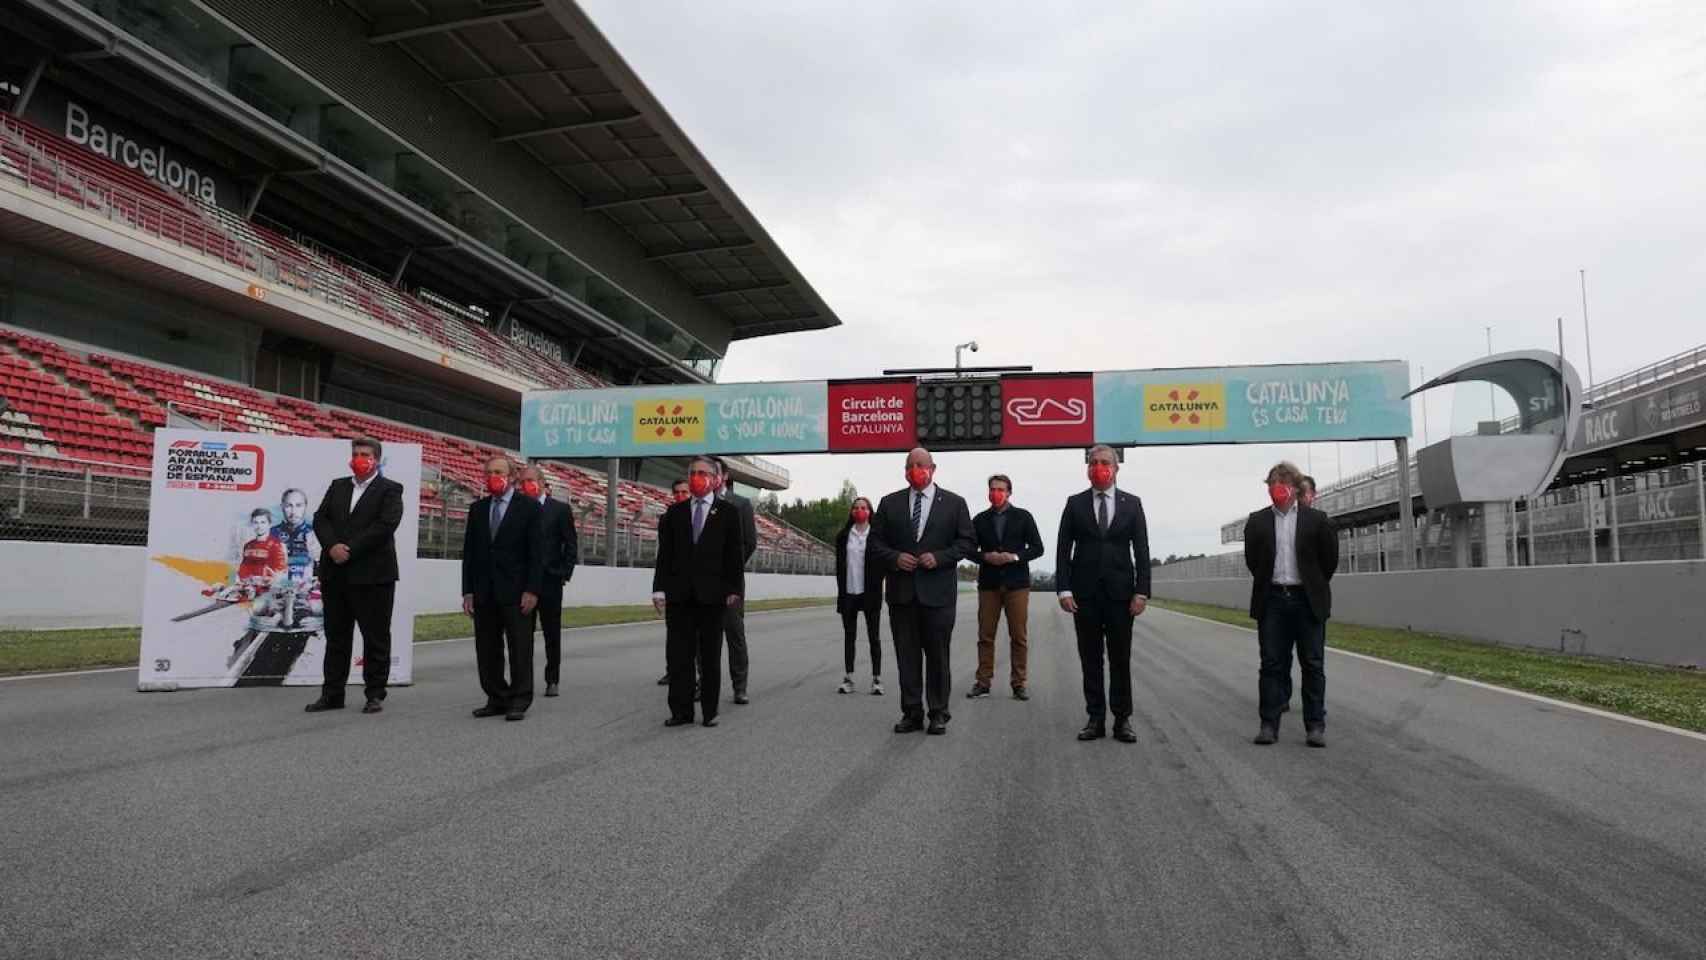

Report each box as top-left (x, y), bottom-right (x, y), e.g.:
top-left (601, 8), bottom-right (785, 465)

top-left (1153, 606), bottom-right (1706, 746)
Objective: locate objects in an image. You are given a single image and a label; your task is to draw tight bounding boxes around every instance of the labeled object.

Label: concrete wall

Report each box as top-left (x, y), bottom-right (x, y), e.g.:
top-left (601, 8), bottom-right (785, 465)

top-left (0, 544), bottom-right (834, 630)
top-left (1153, 561), bottom-right (1706, 668)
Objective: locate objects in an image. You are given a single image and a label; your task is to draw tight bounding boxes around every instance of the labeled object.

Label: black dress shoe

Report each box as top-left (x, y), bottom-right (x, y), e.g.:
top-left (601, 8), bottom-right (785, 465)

top-left (544, 683), bottom-right (560, 698)
top-left (732, 692), bottom-right (750, 705)
top-left (1253, 724), bottom-right (1278, 745)
top-left (1077, 722), bottom-right (1106, 741)
top-left (472, 705), bottom-right (505, 718)
top-left (1012, 687), bottom-right (1030, 701)
top-left (664, 715), bottom-right (694, 727)
top-left (926, 719), bottom-right (947, 735)
top-left (1305, 725), bottom-right (1326, 748)
top-left (893, 716), bottom-right (925, 733)
top-left (505, 710), bottom-right (526, 722)
top-left (304, 697), bottom-right (344, 713)
top-left (361, 699), bottom-right (383, 714)
top-left (1112, 719), bottom-right (1137, 743)
top-left (966, 685), bottom-right (990, 699)
top-left (701, 717), bottom-right (719, 728)
top-left (657, 673), bottom-right (670, 686)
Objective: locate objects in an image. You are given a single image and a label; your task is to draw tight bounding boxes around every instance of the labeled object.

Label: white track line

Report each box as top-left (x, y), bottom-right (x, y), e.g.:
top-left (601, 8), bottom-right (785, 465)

top-left (1152, 606), bottom-right (1706, 745)
top-left (0, 603), bottom-right (837, 681)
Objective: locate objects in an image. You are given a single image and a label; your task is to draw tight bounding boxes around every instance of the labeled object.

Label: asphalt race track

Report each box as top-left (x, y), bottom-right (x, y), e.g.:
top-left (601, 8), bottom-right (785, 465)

top-left (3, 598), bottom-right (1704, 959)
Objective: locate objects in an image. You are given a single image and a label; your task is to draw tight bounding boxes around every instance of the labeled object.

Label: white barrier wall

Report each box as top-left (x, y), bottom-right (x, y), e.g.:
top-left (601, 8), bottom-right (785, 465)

top-left (1154, 560), bottom-right (1706, 668)
top-left (0, 543), bottom-right (835, 630)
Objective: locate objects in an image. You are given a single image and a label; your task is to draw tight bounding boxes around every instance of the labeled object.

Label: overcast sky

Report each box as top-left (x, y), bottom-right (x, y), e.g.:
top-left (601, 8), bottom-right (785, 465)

top-left (584, 0), bottom-right (1706, 559)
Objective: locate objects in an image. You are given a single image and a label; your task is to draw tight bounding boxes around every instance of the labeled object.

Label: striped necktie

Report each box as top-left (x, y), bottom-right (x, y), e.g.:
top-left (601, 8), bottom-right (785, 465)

top-left (911, 491), bottom-right (923, 541)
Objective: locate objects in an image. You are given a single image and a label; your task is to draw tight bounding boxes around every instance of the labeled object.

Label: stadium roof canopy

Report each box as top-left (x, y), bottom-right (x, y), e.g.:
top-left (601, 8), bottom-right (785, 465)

top-left (347, 0), bottom-right (838, 343)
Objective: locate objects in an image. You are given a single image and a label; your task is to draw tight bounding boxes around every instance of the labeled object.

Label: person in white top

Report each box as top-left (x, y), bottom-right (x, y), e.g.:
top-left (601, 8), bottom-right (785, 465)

top-left (834, 497), bottom-right (884, 696)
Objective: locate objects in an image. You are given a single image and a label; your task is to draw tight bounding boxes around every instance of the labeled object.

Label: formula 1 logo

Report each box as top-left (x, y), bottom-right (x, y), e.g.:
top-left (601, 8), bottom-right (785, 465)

top-left (162, 440), bottom-right (264, 491)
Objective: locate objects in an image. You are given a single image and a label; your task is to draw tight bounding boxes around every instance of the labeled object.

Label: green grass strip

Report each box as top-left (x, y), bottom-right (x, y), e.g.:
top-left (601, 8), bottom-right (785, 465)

top-left (1151, 598), bottom-right (1706, 734)
top-left (0, 596), bottom-right (836, 676)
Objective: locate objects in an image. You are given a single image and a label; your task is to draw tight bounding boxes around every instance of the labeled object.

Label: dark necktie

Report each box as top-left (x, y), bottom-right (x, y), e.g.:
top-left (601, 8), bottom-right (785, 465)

top-left (1097, 493), bottom-right (1109, 534)
top-left (911, 492), bottom-right (923, 541)
top-left (692, 499), bottom-right (705, 544)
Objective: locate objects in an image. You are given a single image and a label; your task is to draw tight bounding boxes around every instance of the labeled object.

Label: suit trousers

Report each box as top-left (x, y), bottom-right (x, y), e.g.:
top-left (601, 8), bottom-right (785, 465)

top-left (841, 594), bottom-right (882, 676)
top-left (890, 601), bottom-right (955, 722)
top-left (538, 579), bottom-right (565, 685)
top-left (667, 603), bottom-right (724, 721)
top-left (474, 600), bottom-right (536, 712)
top-left (1259, 588), bottom-right (1326, 726)
top-left (1073, 592), bottom-right (1135, 722)
top-left (320, 580), bottom-right (395, 702)
top-left (975, 587), bottom-right (1030, 690)
top-left (724, 600), bottom-right (749, 695)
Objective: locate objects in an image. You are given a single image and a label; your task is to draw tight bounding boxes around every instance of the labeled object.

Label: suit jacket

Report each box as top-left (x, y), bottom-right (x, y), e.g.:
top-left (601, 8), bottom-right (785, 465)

top-left (972, 506), bottom-right (1046, 590)
top-left (834, 524), bottom-right (885, 613)
top-left (868, 486), bottom-right (975, 608)
top-left (538, 496), bottom-right (579, 584)
top-left (312, 474), bottom-right (404, 586)
top-left (720, 490), bottom-right (759, 564)
top-left (652, 497), bottom-right (746, 605)
top-left (1055, 487), bottom-right (1151, 602)
top-left (1243, 505), bottom-right (1338, 622)
top-left (461, 491), bottom-right (545, 606)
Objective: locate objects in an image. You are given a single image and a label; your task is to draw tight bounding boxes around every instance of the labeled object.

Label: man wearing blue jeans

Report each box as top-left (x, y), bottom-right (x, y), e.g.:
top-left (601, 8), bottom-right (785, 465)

top-left (1243, 461), bottom-right (1339, 748)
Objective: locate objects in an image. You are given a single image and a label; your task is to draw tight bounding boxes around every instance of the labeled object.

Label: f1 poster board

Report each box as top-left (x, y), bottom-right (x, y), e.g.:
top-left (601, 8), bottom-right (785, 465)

top-left (137, 430), bottom-right (421, 690)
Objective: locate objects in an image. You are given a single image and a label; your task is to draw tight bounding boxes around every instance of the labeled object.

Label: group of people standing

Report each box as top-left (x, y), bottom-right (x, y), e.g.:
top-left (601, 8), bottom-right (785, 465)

top-left (828, 445), bottom-right (1339, 746)
top-left (296, 436), bottom-right (1338, 749)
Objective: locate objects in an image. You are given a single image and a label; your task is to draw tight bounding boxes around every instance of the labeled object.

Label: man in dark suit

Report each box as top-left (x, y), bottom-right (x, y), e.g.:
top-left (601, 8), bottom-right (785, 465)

top-left (1245, 461), bottom-right (1339, 748)
top-left (306, 437), bottom-right (404, 714)
top-left (520, 466), bottom-right (578, 698)
top-left (652, 456), bottom-right (745, 728)
top-left (657, 477), bottom-right (693, 687)
top-left (461, 456), bottom-right (544, 722)
top-left (712, 458), bottom-right (759, 704)
top-left (970, 473), bottom-right (1046, 701)
top-left (868, 447), bottom-right (975, 736)
top-left (1056, 444), bottom-right (1151, 744)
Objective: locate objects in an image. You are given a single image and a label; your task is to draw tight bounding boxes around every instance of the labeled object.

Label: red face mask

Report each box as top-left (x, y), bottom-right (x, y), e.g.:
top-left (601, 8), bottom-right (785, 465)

top-left (674, 489), bottom-right (691, 504)
top-left (907, 466), bottom-right (933, 491)
top-left (485, 474), bottom-right (509, 496)
top-left (851, 507), bottom-right (870, 524)
top-left (1270, 482), bottom-right (1295, 509)
top-left (520, 479), bottom-right (542, 499)
top-left (988, 489), bottom-right (1009, 508)
top-left (688, 474), bottom-right (713, 498)
top-left (349, 454), bottom-right (376, 480)
top-left (1088, 464), bottom-right (1114, 489)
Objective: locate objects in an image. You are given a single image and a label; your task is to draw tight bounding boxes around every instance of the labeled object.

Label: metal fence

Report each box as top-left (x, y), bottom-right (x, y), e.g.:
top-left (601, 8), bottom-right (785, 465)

top-left (1157, 461), bottom-right (1706, 581)
top-left (1, 451), bottom-right (834, 574)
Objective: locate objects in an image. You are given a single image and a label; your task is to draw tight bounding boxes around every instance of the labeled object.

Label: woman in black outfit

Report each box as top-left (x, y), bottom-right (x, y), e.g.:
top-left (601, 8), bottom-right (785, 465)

top-left (834, 497), bottom-right (884, 695)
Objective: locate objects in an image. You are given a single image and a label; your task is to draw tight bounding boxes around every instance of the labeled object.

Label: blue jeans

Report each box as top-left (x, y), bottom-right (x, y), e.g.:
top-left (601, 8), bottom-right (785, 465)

top-left (1258, 588), bottom-right (1325, 726)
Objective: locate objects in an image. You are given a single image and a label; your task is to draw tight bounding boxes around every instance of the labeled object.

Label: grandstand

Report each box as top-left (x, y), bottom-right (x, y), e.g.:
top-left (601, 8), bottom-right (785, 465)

top-left (0, 0), bottom-right (841, 573)
top-left (1167, 343), bottom-right (1706, 580)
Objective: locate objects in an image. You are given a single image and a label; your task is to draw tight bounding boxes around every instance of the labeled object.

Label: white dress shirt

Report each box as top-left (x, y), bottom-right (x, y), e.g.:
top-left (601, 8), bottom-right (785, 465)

top-left (348, 472), bottom-right (375, 511)
top-left (910, 484), bottom-right (937, 541)
top-left (845, 524), bottom-right (870, 595)
top-left (1272, 503), bottom-right (1301, 586)
top-left (1060, 484), bottom-right (1145, 601)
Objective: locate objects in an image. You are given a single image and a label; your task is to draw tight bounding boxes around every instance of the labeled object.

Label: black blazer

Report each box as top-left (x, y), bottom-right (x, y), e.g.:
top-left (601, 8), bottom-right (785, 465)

top-left (461, 492), bottom-right (545, 606)
top-left (652, 497), bottom-right (745, 605)
top-left (972, 506), bottom-right (1046, 590)
top-left (1243, 506), bottom-right (1339, 622)
top-left (834, 525), bottom-right (885, 614)
top-left (312, 475), bottom-right (404, 586)
top-left (721, 490), bottom-right (759, 564)
top-left (538, 496), bottom-right (579, 583)
top-left (868, 486), bottom-right (975, 608)
top-left (1055, 487), bottom-right (1151, 601)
